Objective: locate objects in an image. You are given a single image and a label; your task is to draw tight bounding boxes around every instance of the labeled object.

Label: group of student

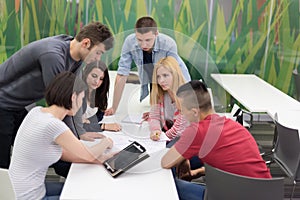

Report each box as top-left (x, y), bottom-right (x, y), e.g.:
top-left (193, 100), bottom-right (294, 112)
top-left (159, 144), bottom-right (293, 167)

top-left (0, 16), bottom-right (271, 200)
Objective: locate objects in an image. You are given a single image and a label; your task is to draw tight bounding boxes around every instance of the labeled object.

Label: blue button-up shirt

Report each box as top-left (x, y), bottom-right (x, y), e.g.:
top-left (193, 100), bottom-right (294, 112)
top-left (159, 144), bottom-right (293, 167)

top-left (117, 33), bottom-right (191, 101)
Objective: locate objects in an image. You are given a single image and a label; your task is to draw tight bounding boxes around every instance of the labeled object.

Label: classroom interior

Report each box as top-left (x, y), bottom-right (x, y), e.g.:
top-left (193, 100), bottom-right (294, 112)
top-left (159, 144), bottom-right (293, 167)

top-left (1, 0), bottom-right (300, 199)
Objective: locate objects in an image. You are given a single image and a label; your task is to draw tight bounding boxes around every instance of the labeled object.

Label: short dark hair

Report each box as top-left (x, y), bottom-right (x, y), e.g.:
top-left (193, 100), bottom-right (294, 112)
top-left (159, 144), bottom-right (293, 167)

top-left (75, 22), bottom-right (114, 50)
top-left (45, 72), bottom-right (87, 109)
top-left (83, 60), bottom-right (110, 110)
top-left (135, 16), bottom-right (157, 34)
top-left (176, 80), bottom-right (212, 111)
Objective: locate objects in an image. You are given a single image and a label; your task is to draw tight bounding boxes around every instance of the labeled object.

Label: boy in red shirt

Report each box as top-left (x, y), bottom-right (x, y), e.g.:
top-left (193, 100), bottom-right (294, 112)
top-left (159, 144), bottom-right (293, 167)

top-left (162, 80), bottom-right (271, 200)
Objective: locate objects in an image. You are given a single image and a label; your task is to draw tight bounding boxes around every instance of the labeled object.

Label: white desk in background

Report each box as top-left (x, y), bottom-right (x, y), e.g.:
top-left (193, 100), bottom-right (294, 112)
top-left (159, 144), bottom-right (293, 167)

top-left (268, 108), bottom-right (300, 133)
top-left (211, 74), bottom-right (300, 119)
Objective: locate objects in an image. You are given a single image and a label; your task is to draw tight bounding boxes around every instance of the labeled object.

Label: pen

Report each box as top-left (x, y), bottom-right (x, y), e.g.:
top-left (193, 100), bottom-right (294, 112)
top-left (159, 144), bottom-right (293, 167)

top-left (155, 132), bottom-right (160, 139)
top-left (139, 118), bottom-right (147, 125)
top-left (138, 118), bottom-right (147, 131)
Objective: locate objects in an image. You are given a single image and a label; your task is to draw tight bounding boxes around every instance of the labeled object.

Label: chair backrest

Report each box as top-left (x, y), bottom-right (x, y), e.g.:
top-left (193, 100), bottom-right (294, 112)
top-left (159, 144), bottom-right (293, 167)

top-left (292, 69), bottom-right (300, 101)
top-left (0, 168), bottom-right (16, 200)
top-left (273, 119), bottom-right (300, 181)
top-left (204, 163), bottom-right (284, 200)
top-left (214, 103), bottom-right (253, 129)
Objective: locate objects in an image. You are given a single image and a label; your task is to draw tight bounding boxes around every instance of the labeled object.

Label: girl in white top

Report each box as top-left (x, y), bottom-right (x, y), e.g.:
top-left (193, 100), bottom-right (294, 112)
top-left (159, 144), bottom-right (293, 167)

top-left (9, 72), bottom-right (113, 200)
top-left (81, 61), bottom-right (121, 134)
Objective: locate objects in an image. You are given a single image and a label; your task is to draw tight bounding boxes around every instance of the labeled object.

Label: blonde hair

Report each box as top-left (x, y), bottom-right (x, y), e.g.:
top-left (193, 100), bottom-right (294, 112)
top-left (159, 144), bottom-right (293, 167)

top-left (150, 56), bottom-right (186, 106)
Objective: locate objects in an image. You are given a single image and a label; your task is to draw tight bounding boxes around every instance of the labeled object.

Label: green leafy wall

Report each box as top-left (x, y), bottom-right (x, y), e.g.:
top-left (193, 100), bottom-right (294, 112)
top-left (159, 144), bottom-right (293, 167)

top-left (0, 0), bottom-right (299, 99)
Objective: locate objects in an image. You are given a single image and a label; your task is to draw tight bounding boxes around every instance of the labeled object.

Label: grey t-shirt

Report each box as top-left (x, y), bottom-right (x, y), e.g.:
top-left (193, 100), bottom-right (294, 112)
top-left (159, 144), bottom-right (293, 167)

top-left (0, 34), bottom-right (82, 110)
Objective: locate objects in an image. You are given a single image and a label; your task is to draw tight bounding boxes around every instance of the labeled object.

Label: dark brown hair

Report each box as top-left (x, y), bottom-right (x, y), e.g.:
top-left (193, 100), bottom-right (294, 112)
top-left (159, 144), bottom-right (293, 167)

top-left (176, 80), bottom-right (212, 112)
top-left (45, 72), bottom-right (87, 109)
top-left (135, 16), bottom-right (157, 34)
top-left (75, 22), bottom-right (114, 50)
top-left (82, 61), bottom-right (110, 110)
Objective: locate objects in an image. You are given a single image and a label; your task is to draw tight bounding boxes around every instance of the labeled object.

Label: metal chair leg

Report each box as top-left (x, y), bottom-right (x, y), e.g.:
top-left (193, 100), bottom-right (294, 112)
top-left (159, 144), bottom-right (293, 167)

top-left (290, 181), bottom-right (296, 200)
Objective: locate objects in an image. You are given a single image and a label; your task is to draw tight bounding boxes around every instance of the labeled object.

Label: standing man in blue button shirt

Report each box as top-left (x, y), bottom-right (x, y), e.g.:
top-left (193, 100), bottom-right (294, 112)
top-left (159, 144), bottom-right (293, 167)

top-left (105, 16), bottom-right (191, 117)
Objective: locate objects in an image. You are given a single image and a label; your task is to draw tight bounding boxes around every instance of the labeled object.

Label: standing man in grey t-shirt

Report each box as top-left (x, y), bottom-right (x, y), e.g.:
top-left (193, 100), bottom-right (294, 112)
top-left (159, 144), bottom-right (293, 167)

top-left (0, 22), bottom-right (114, 169)
top-left (105, 16), bottom-right (191, 117)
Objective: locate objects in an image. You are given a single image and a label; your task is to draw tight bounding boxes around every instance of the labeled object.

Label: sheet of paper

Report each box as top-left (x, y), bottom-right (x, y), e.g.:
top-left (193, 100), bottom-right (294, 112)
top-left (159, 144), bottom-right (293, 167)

top-left (81, 132), bottom-right (131, 154)
top-left (101, 131), bottom-right (132, 152)
top-left (102, 131), bottom-right (166, 154)
top-left (136, 138), bottom-right (166, 154)
top-left (121, 114), bottom-right (143, 124)
top-left (121, 122), bottom-right (150, 139)
top-left (159, 132), bottom-right (171, 141)
top-left (81, 128), bottom-right (166, 156)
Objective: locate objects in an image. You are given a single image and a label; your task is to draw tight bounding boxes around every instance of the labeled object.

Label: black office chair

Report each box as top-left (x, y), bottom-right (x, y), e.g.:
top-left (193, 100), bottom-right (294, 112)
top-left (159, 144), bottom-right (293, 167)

top-left (271, 119), bottom-right (300, 199)
top-left (260, 113), bottom-right (279, 162)
top-left (204, 163), bottom-right (284, 200)
top-left (292, 69), bottom-right (300, 101)
top-left (232, 105), bottom-right (253, 128)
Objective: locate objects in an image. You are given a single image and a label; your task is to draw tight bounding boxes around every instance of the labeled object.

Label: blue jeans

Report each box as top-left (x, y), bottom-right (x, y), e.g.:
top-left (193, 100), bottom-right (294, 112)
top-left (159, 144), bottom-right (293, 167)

top-left (175, 178), bottom-right (205, 200)
top-left (170, 160), bottom-right (205, 200)
top-left (42, 182), bottom-right (64, 200)
top-left (190, 156), bottom-right (203, 170)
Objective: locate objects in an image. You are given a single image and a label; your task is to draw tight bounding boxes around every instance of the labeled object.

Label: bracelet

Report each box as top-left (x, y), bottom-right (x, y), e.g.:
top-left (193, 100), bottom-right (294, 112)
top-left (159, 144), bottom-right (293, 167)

top-left (102, 123), bottom-right (105, 130)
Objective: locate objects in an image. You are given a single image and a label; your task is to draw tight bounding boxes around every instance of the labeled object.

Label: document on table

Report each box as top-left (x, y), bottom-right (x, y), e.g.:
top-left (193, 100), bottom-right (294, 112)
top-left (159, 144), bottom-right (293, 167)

top-left (159, 132), bottom-right (170, 141)
top-left (121, 123), bottom-right (170, 142)
top-left (82, 116), bottom-right (168, 155)
top-left (80, 132), bottom-right (130, 153)
top-left (136, 138), bottom-right (166, 154)
top-left (104, 131), bottom-right (166, 154)
top-left (81, 131), bottom-right (166, 154)
top-left (121, 114), bottom-right (144, 124)
top-left (101, 131), bottom-right (132, 153)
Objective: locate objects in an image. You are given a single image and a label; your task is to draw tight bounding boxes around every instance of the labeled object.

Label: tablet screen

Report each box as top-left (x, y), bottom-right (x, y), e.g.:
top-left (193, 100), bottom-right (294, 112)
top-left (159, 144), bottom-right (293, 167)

top-left (104, 141), bottom-right (148, 174)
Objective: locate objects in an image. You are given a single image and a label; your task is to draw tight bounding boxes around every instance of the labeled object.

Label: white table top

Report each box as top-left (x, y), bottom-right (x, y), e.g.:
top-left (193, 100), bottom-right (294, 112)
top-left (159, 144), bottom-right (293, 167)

top-left (60, 71), bottom-right (178, 200)
top-left (60, 148), bottom-right (179, 200)
top-left (211, 74), bottom-right (300, 118)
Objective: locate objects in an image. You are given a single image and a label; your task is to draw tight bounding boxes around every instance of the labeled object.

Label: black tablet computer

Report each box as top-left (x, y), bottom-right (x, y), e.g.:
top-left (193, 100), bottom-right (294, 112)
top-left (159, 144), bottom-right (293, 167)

top-left (103, 141), bottom-right (150, 178)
